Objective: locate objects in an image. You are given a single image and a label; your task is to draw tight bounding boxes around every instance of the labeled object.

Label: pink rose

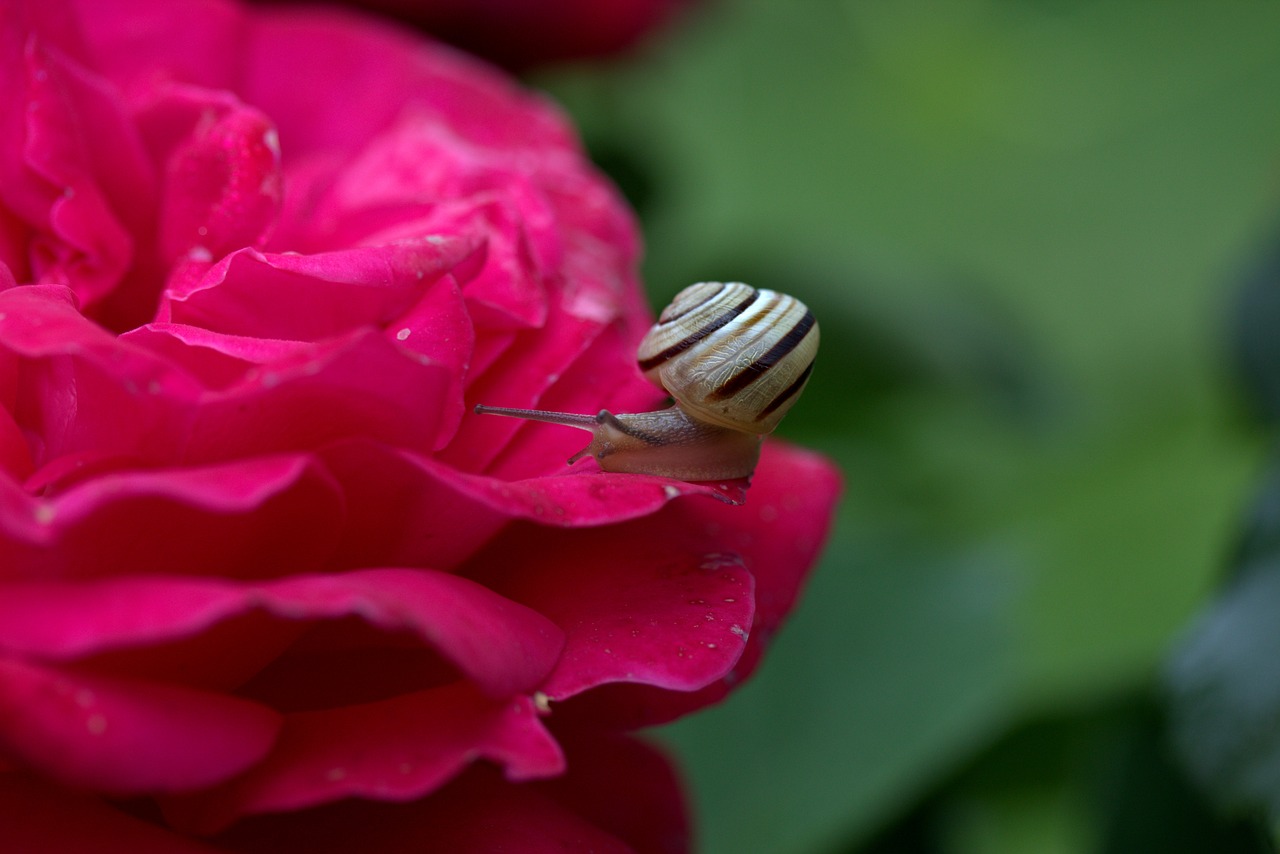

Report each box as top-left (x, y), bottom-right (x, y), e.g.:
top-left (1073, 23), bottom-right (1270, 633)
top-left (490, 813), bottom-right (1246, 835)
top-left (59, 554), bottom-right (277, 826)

top-left (0, 0), bottom-right (840, 849)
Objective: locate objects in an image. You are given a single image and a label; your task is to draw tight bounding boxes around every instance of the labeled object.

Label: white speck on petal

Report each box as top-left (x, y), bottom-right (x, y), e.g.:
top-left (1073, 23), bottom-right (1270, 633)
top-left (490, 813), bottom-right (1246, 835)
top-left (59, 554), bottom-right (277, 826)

top-left (533, 691), bottom-right (551, 713)
top-left (34, 504), bottom-right (55, 525)
top-left (396, 328), bottom-right (412, 341)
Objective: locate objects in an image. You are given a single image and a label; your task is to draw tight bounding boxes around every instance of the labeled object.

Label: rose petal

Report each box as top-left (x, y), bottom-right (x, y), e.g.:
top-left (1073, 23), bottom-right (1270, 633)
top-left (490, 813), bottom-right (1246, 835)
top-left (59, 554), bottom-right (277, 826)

top-left (455, 194), bottom-right (556, 330)
top-left (72, 0), bottom-right (243, 98)
top-left (120, 323), bottom-right (319, 390)
top-left (0, 284), bottom-right (200, 466)
top-left (317, 440), bottom-right (754, 572)
top-left (0, 405), bottom-right (33, 481)
top-left (468, 519), bottom-right (757, 700)
top-left (0, 773), bottom-right (221, 854)
top-left (539, 732), bottom-right (689, 854)
top-left (169, 685), bottom-right (564, 833)
top-left (153, 93), bottom-right (282, 263)
top-left (449, 312), bottom-right (666, 480)
top-left (534, 546), bottom-right (753, 699)
top-left (160, 238), bottom-right (480, 341)
top-left (384, 272), bottom-right (476, 450)
top-left (210, 766), bottom-right (632, 854)
top-left (6, 28), bottom-right (155, 311)
top-left (553, 441), bottom-right (843, 728)
top-left (0, 569), bottom-right (564, 699)
top-left (317, 131), bottom-right (572, 330)
top-left (1, 455), bottom-right (343, 579)
top-left (0, 658), bottom-right (281, 794)
top-left (187, 326), bottom-right (453, 461)
top-left (244, 9), bottom-right (577, 156)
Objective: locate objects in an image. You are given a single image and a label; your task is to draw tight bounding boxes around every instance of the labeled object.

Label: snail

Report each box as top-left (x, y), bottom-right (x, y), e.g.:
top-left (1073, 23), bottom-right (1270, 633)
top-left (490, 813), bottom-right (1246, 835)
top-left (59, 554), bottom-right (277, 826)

top-left (474, 282), bottom-right (818, 481)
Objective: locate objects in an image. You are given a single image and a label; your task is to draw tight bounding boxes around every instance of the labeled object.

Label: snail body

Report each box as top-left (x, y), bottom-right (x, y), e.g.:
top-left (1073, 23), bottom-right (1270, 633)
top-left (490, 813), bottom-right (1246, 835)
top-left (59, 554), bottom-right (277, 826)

top-left (474, 282), bottom-right (818, 481)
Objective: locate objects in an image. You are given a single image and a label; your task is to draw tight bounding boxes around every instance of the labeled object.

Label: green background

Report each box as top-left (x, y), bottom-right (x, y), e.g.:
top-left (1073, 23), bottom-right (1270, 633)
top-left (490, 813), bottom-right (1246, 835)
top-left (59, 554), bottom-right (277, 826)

top-left (537, 2), bottom-right (1280, 851)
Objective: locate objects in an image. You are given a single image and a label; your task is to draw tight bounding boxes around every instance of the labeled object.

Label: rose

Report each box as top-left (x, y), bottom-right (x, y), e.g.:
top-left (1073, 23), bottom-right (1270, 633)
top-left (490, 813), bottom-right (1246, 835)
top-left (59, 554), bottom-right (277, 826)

top-left (287, 0), bottom-right (693, 69)
top-left (0, 0), bottom-right (841, 849)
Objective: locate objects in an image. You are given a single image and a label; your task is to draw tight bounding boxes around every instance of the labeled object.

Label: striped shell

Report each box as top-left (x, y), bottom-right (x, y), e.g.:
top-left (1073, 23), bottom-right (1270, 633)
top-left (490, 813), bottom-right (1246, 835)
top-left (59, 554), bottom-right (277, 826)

top-left (636, 282), bottom-right (818, 435)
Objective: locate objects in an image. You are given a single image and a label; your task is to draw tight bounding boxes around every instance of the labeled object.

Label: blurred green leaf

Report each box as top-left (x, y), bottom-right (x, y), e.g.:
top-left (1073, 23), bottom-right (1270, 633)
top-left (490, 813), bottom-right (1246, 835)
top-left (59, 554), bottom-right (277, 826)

top-left (888, 700), bottom-right (1275, 854)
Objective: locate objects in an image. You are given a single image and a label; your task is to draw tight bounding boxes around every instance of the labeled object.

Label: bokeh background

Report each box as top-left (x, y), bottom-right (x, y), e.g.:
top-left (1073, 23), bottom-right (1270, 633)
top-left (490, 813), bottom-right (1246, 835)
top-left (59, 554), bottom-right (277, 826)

top-left (526, 2), bottom-right (1280, 852)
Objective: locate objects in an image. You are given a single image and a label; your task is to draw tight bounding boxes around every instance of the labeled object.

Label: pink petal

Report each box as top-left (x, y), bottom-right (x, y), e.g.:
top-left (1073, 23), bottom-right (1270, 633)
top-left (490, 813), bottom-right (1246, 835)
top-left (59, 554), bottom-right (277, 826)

top-left (0, 284), bottom-right (200, 467)
top-left (2, 286), bottom-right (462, 467)
top-left (382, 272), bottom-right (475, 450)
top-left (0, 774), bottom-right (221, 854)
top-left (439, 196), bottom-right (552, 330)
top-left (210, 767), bottom-right (632, 853)
top-left (470, 519), bottom-right (756, 700)
top-left (317, 440), bottom-right (754, 572)
top-left (120, 323), bottom-right (319, 390)
top-left (248, 570), bottom-right (565, 699)
top-left (186, 326), bottom-right (453, 461)
top-left (169, 685), bottom-right (564, 833)
top-left (0, 405), bottom-right (33, 481)
top-left (553, 441), bottom-right (843, 729)
top-left (72, 0), bottom-right (243, 98)
top-left (448, 315), bottom-right (661, 479)
top-left (539, 733), bottom-right (689, 854)
top-left (1, 455), bottom-right (343, 579)
top-left (243, 8), bottom-right (577, 157)
top-left (7, 27), bottom-right (155, 311)
top-left (152, 93), bottom-right (282, 263)
top-left (0, 569), bottom-right (564, 699)
top-left (0, 658), bottom-right (280, 795)
top-left (160, 238), bottom-right (481, 341)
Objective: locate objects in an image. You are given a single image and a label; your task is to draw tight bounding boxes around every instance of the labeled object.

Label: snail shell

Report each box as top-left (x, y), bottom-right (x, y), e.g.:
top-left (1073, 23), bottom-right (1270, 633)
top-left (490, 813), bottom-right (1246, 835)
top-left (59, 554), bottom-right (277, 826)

top-left (637, 282), bottom-right (818, 435)
top-left (473, 282), bottom-right (818, 481)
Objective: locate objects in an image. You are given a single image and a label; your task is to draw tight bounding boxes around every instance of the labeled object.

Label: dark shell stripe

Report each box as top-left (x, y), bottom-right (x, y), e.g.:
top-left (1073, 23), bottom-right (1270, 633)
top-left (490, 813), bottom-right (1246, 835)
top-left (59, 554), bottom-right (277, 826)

top-left (759, 360), bottom-right (814, 419)
top-left (709, 307), bottom-right (816, 401)
top-left (637, 286), bottom-right (760, 372)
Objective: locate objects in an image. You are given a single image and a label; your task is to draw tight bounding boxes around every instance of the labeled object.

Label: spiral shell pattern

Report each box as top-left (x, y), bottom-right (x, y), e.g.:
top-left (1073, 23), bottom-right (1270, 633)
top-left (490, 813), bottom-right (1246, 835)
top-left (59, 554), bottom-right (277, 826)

top-left (636, 282), bottom-right (818, 434)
